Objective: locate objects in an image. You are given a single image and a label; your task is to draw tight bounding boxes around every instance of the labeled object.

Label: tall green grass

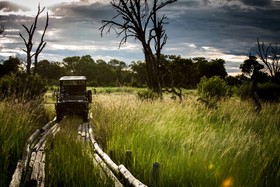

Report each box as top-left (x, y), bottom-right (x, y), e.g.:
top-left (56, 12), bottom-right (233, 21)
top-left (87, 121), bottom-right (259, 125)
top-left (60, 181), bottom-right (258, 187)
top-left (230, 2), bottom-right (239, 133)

top-left (45, 117), bottom-right (113, 187)
top-left (0, 100), bottom-right (46, 187)
top-left (91, 94), bottom-right (280, 187)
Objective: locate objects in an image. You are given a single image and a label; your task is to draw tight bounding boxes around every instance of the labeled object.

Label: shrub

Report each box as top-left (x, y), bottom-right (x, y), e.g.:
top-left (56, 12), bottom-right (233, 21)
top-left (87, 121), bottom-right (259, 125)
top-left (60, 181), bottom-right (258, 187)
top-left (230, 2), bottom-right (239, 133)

top-left (197, 76), bottom-right (230, 100)
top-left (237, 82), bottom-right (280, 101)
top-left (258, 82), bottom-right (280, 101)
top-left (137, 90), bottom-right (160, 101)
top-left (237, 82), bottom-right (252, 100)
top-left (0, 73), bottom-right (47, 100)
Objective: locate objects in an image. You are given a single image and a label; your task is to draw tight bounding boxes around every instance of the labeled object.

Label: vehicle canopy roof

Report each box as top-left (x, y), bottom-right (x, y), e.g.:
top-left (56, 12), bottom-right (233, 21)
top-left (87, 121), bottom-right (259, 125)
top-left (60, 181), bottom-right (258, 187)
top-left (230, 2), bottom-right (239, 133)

top-left (59, 76), bottom-right (87, 81)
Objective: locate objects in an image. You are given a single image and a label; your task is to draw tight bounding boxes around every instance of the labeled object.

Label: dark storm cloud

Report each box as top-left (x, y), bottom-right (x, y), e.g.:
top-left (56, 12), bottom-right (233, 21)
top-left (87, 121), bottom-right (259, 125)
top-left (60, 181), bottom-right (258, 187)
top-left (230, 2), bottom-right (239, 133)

top-left (0, 1), bottom-right (30, 12)
top-left (1, 0), bottom-right (280, 75)
top-left (166, 1), bottom-right (280, 53)
top-left (49, 2), bottom-right (112, 21)
top-left (240, 0), bottom-right (273, 6)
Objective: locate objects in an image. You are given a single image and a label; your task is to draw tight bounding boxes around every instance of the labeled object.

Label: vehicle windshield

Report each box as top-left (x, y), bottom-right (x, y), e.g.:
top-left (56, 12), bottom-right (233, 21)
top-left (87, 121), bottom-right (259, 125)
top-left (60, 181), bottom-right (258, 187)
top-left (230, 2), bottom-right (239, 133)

top-left (60, 80), bottom-right (86, 98)
top-left (62, 80), bottom-right (85, 86)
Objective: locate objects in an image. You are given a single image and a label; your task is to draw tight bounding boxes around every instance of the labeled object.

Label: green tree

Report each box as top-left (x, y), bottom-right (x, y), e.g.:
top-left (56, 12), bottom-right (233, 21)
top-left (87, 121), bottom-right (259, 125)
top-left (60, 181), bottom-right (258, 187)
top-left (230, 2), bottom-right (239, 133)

top-left (0, 56), bottom-right (20, 77)
top-left (62, 56), bottom-right (81, 74)
top-left (108, 59), bottom-right (127, 86)
top-left (130, 61), bottom-right (148, 87)
top-left (36, 60), bottom-right (66, 83)
top-left (195, 58), bottom-right (227, 79)
top-left (197, 76), bottom-right (230, 101)
top-left (95, 59), bottom-right (116, 86)
top-left (75, 55), bottom-right (96, 81)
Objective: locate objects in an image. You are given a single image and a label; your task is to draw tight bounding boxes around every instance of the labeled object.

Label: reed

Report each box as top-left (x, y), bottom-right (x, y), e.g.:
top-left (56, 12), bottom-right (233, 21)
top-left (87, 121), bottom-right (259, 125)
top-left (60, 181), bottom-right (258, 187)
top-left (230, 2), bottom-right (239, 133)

top-left (0, 100), bottom-right (44, 187)
top-left (45, 117), bottom-right (113, 187)
top-left (91, 94), bottom-right (280, 187)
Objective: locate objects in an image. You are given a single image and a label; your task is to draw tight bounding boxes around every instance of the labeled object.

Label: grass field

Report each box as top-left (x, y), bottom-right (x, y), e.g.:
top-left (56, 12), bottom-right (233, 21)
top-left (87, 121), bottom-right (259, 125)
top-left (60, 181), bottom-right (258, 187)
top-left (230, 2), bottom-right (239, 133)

top-left (91, 93), bottom-right (280, 187)
top-left (45, 117), bottom-right (113, 187)
top-left (0, 100), bottom-right (47, 187)
top-left (1, 88), bottom-right (279, 187)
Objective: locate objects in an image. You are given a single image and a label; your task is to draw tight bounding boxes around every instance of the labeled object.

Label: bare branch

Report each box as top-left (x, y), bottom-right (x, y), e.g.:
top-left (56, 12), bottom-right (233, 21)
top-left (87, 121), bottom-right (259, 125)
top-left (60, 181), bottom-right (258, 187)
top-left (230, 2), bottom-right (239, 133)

top-left (257, 39), bottom-right (280, 77)
top-left (19, 4), bottom-right (48, 75)
top-left (100, 0), bottom-right (177, 92)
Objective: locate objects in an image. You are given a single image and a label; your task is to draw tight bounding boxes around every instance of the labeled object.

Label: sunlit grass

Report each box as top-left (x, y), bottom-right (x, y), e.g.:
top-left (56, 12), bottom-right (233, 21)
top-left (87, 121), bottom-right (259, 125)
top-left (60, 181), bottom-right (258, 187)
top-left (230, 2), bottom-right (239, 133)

top-left (90, 86), bottom-right (147, 94)
top-left (45, 117), bottom-right (113, 187)
top-left (0, 100), bottom-right (45, 187)
top-left (91, 94), bottom-right (280, 187)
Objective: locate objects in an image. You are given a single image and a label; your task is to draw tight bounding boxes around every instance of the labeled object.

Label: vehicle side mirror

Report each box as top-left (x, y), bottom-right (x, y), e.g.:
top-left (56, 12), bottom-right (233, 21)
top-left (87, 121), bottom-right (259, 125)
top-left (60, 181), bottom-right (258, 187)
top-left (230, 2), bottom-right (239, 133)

top-left (87, 90), bottom-right (92, 103)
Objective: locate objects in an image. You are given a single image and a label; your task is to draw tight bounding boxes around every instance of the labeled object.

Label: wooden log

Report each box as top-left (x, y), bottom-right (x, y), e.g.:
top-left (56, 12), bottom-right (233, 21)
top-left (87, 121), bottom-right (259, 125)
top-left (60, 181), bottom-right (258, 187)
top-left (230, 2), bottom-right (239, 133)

top-left (23, 144), bottom-right (31, 170)
top-left (78, 124), bottom-right (82, 135)
top-left (51, 124), bottom-right (60, 136)
top-left (82, 123), bottom-right (86, 137)
top-left (37, 152), bottom-right (45, 187)
top-left (27, 129), bottom-right (40, 144)
top-left (34, 124), bottom-right (58, 151)
top-left (29, 152), bottom-right (37, 169)
top-left (93, 153), bottom-right (123, 187)
top-left (9, 119), bottom-right (56, 187)
top-left (30, 151), bottom-right (43, 183)
top-left (49, 123), bottom-right (58, 134)
top-left (9, 160), bottom-right (23, 187)
top-left (34, 134), bottom-right (48, 152)
top-left (22, 129), bottom-right (41, 170)
top-left (41, 119), bottom-right (55, 132)
top-left (81, 123), bottom-right (86, 143)
top-left (94, 143), bottom-right (119, 174)
top-left (85, 123), bottom-right (89, 141)
top-left (118, 164), bottom-right (147, 187)
top-left (84, 123), bottom-right (88, 140)
top-left (89, 130), bottom-right (119, 174)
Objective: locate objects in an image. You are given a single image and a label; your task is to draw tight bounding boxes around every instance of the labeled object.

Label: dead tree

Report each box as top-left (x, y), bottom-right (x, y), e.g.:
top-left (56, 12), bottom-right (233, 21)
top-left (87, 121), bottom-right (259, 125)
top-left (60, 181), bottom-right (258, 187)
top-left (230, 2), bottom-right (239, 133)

top-left (19, 5), bottom-right (49, 75)
top-left (100, 0), bottom-right (177, 95)
top-left (257, 39), bottom-right (279, 79)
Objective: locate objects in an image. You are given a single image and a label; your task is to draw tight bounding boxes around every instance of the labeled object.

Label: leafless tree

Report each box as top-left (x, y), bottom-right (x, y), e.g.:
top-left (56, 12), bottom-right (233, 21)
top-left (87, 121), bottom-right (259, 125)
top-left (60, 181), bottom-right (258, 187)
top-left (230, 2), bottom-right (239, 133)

top-left (19, 5), bottom-right (49, 75)
top-left (257, 39), bottom-right (280, 78)
top-left (100, 0), bottom-right (177, 94)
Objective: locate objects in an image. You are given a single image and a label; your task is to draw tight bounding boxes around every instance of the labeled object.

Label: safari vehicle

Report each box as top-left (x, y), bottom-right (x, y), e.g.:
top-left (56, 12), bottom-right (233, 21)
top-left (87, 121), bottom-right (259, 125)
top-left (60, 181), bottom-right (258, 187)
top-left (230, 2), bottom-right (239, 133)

top-left (55, 76), bottom-right (92, 122)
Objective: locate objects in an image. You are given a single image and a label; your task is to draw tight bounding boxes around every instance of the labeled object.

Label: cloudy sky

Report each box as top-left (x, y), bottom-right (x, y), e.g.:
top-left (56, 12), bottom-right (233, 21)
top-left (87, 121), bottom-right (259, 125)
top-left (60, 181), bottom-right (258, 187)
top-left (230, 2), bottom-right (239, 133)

top-left (0, 0), bottom-right (280, 75)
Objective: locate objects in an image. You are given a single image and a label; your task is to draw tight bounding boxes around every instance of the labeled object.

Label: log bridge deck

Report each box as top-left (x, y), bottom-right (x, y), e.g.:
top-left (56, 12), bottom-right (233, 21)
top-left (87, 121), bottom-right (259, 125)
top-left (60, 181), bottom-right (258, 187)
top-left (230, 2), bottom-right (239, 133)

top-left (9, 117), bottom-right (147, 187)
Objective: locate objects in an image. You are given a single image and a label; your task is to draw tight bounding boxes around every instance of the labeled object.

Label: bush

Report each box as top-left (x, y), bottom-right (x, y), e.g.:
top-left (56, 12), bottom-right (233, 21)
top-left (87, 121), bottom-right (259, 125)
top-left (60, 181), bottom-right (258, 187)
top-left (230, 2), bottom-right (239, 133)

top-left (197, 76), bottom-right (230, 100)
top-left (237, 82), bottom-right (252, 100)
top-left (0, 73), bottom-right (47, 100)
top-left (137, 90), bottom-right (160, 101)
top-left (258, 82), bottom-right (280, 101)
top-left (237, 82), bottom-right (280, 101)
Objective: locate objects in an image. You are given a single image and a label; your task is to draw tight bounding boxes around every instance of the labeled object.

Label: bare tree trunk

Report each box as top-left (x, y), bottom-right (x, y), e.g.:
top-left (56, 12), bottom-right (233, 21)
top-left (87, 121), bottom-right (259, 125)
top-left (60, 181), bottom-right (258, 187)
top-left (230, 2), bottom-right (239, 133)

top-left (100, 0), bottom-right (177, 96)
top-left (33, 11), bottom-right (49, 75)
top-left (19, 5), bottom-right (48, 75)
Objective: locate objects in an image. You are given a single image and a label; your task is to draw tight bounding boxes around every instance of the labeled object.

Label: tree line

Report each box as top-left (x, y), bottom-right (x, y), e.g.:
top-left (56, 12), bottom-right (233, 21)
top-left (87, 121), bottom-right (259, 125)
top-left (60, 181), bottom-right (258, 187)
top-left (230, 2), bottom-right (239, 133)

top-left (0, 55), bottom-right (228, 88)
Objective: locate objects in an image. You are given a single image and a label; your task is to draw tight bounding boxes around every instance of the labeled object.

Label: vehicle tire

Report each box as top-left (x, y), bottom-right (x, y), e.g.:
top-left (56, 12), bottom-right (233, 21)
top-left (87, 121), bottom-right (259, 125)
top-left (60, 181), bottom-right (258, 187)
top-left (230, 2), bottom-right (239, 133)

top-left (56, 113), bottom-right (62, 122)
top-left (83, 112), bottom-right (88, 122)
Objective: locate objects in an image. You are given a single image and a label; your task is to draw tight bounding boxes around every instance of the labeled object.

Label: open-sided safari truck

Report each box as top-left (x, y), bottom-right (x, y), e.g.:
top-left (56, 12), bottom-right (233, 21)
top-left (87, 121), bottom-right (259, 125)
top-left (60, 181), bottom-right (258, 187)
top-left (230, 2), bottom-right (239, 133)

top-left (55, 76), bottom-right (92, 122)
